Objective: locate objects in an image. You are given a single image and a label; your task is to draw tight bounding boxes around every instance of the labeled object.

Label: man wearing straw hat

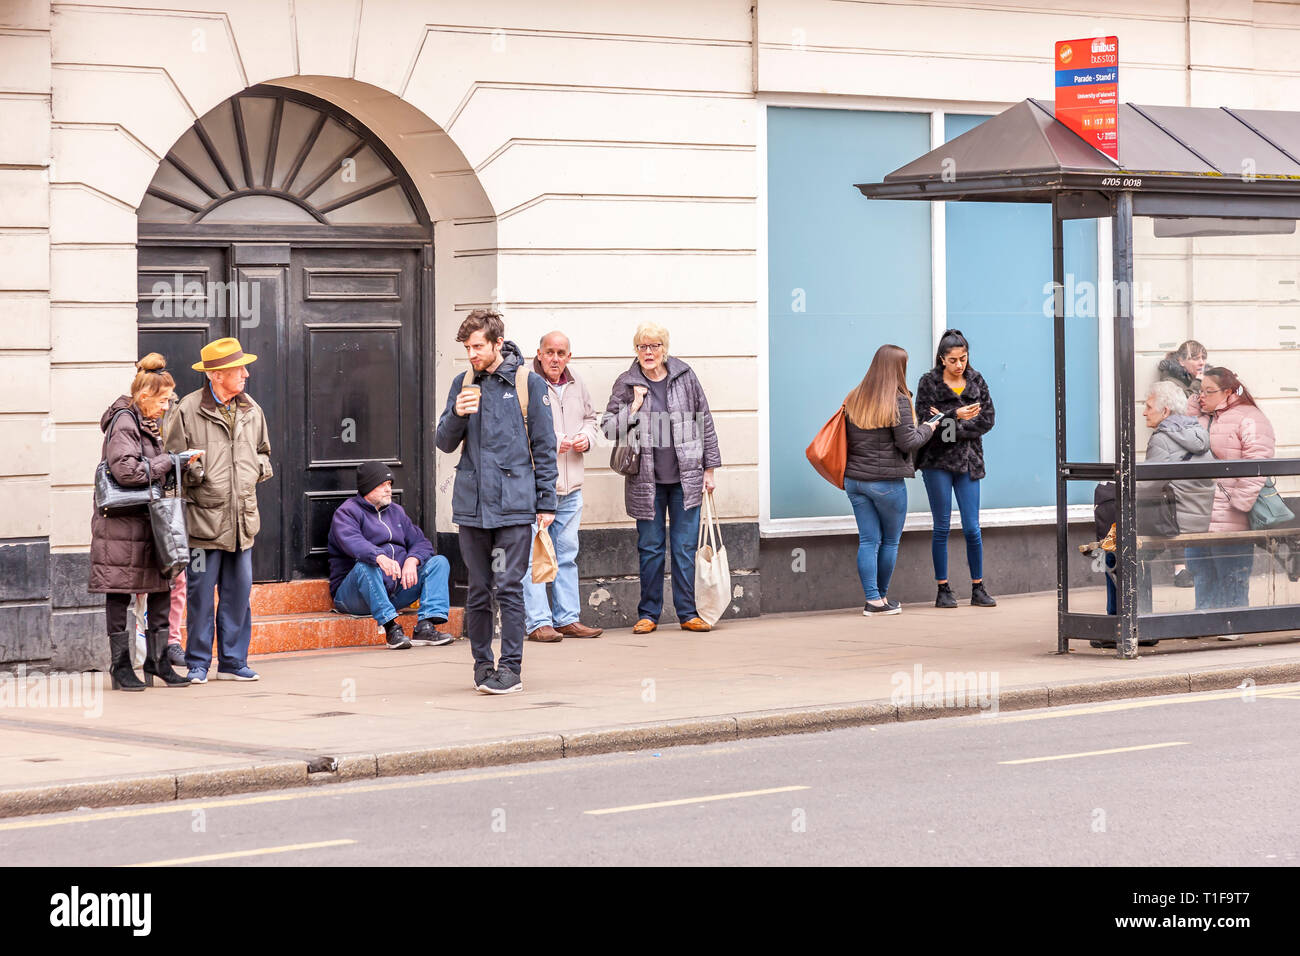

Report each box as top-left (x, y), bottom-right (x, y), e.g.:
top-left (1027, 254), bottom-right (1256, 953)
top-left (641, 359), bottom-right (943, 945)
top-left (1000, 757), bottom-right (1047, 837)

top-left (164, 337), bottom-right (273, 683)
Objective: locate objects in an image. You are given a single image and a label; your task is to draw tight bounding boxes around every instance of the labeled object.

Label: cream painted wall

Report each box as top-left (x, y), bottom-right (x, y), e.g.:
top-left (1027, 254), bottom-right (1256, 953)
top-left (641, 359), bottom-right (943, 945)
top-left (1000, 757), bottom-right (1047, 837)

top-left (8, 0), bottom-right (1298, 555)
top-left (0, 2), bottom-right (53, 539)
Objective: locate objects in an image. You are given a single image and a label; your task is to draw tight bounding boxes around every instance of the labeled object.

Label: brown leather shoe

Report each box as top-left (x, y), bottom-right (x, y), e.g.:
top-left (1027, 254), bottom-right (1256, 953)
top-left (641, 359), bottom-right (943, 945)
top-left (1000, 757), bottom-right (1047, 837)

top-left (555, 621), bottom-right (603, 638)
top-left (526, 625), bottom-right (563, 643)
top-left (632, 618), bottom-right (657, 634)
top-left (679, 617), bottom-right (712, 632)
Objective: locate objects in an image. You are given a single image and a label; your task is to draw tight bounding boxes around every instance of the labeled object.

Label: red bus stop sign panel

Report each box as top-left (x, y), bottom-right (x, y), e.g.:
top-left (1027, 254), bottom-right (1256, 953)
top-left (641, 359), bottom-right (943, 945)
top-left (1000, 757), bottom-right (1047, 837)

top-left (1055, 36), bottom-right (1119, 161)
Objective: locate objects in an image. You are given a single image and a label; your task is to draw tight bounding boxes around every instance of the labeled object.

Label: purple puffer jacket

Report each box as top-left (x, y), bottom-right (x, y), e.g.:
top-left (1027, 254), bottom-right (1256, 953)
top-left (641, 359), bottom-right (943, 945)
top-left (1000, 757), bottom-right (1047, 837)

top-left (602, 357), bottom-right (722, 520)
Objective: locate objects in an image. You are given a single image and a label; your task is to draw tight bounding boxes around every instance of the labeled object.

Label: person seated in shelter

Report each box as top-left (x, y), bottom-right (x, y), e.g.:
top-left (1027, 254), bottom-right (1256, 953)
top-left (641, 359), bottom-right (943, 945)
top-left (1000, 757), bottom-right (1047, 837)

top-left (327, 461), bottom-right (453, 649)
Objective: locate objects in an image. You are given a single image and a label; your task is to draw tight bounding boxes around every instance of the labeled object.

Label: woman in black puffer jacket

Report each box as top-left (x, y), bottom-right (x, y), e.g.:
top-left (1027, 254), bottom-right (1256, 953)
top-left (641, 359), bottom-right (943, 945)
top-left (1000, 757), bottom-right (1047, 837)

top-left (843, 345), bottom-right (938, 616)
top-left (914, 329), bottom-right (997, 609)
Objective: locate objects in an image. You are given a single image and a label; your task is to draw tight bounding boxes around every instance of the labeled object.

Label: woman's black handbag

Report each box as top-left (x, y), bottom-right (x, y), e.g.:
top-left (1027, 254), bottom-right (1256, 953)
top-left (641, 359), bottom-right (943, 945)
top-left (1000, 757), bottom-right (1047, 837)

top-left (148, 454), bottom-right (190, 578)
top-left (610, 442), bottom-right (641, 477)
top-left (609, 410), bottom-right (642, 477)
top-left (1136, 485), bottom-right (1180, 537)
top-left (93, 409), bottom-right (156, 517)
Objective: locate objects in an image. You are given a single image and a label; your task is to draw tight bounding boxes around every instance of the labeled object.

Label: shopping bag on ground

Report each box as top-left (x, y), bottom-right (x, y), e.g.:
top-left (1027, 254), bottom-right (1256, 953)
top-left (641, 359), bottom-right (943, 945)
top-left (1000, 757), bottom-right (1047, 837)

top-left (531, 524), bottom-right (558, 584)
top-left (694, 490), bottom-right (730, 626)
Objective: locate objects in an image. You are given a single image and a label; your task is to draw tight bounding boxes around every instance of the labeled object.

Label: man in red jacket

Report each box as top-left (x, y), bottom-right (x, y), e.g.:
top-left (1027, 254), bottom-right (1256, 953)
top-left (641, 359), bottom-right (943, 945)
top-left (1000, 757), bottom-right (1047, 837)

top-left (327, 461), bottom-right (452, 649)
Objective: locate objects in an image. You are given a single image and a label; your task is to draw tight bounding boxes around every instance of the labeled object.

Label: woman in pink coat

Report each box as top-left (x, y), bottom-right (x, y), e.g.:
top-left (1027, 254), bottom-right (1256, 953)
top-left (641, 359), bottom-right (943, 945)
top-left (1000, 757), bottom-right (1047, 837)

top-left (1185, 366), bottom-right (1275, 626)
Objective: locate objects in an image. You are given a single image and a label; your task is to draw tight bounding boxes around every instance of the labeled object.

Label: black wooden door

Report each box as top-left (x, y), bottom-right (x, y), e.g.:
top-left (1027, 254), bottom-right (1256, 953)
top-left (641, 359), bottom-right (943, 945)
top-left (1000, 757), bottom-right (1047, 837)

top-left (288, 246), bottom-right (424, 579)
top-left (137, 244), bottom-right (287, 582)
top-left (138, 243), bottom-right (423, 581)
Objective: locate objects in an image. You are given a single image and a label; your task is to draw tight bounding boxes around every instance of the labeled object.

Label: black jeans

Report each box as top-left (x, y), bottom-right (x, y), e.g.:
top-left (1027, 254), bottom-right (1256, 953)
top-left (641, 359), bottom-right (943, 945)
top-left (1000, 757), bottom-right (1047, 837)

top-left (459, 524), bottom-right (532, 674)
top-left (105, 591), bottom-right (170, 638)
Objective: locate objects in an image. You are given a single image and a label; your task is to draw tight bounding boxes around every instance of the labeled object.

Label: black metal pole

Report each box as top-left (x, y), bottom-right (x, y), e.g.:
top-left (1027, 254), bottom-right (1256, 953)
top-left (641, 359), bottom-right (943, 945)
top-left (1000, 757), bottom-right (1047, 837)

top-left (1113, 192), bottom-right (1139, 659)
top-left (1052, 199), bottom-right (1069, 653)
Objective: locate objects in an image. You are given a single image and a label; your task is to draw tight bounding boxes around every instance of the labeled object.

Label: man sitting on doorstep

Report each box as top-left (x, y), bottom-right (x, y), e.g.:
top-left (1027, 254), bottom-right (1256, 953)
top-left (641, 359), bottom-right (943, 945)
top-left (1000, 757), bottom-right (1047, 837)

top-left (327, 460), bottom-right (453, 649)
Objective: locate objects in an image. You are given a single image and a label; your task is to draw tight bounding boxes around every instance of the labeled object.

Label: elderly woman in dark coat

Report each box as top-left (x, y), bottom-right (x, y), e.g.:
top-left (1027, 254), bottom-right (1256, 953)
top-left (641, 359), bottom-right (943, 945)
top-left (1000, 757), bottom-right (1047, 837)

top-left (89, 353), bottom-right (196, 690)
top-left (603, 322), bottom-right (721, 635)
top-left (914, 329), bottom-right (997, 609)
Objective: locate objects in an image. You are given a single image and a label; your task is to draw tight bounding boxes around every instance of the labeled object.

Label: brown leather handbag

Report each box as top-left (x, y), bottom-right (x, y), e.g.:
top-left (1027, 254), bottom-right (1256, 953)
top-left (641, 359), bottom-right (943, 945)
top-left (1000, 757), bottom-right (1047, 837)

top-left (805, 403), bottom-right (848, 490)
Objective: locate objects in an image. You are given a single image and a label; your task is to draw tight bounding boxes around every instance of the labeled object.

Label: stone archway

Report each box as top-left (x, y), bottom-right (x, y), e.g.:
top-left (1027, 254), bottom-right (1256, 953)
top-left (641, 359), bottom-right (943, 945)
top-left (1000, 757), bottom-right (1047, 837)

top-left (135, 80), bottom-right (492, 582)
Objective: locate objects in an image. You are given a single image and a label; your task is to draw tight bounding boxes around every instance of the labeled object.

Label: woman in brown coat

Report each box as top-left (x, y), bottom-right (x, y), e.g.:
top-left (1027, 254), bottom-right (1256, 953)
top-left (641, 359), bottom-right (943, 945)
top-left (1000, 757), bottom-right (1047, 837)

top-left (89, 354), bottom-right (198, 690)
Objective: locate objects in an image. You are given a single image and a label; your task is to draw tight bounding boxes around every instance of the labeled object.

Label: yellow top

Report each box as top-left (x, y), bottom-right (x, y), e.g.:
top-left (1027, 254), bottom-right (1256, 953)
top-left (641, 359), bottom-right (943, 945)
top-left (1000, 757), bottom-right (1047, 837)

top-left (950, 383), bottom-right (965, 396)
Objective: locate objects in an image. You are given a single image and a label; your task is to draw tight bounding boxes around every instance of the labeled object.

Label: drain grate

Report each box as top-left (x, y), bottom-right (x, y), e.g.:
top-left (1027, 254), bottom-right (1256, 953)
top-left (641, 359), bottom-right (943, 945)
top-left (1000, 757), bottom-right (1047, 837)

top-left (307, 711), bottom-right (354, 718)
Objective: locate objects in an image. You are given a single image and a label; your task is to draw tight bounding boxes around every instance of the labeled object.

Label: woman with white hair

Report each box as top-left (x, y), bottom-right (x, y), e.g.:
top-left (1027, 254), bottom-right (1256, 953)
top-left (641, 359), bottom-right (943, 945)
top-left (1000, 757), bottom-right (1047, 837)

top-left (602, 322), bottom-right (722, 634)
top-left (1094, 380), bottom-right (1214, 648)
top-left (1142, 379), bottom-right (1216, 536)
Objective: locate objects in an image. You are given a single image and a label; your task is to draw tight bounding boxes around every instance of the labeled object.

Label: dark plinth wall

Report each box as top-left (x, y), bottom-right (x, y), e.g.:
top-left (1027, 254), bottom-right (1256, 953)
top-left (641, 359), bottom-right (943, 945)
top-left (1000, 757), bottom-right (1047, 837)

top-left (0, 540), bottom-right (109, 673)
top-left (7, 520), bottom-right (1119, 671)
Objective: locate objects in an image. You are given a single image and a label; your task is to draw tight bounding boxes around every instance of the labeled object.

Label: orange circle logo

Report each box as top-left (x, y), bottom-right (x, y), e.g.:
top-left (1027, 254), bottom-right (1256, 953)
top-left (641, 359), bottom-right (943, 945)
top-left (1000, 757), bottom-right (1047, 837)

top-left (1059, 44), bottom-right (1073, 64)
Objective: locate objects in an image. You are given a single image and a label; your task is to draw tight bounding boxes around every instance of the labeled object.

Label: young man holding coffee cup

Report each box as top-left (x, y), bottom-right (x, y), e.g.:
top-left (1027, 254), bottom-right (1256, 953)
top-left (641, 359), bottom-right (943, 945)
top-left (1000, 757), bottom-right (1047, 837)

top-left (436, 310), bottom-right (557, 694)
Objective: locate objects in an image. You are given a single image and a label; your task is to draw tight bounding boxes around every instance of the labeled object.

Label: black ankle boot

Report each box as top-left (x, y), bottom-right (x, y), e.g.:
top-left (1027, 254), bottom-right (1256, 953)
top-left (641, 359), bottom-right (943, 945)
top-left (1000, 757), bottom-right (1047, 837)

top-left (935, 583), bottom-right (958, 609)
top-left (108, 630), bottom-right (146, 691)
top-left (142, 626), bottom-right (190, 687)
top-left (971, 582), bottom-right (998, 607)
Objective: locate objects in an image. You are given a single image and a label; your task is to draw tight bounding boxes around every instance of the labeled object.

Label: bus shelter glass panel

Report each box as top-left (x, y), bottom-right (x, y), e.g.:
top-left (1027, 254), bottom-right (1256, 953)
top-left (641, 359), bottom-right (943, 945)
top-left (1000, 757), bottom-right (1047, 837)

top-left (1129, 217), bottom-right (1300, 637)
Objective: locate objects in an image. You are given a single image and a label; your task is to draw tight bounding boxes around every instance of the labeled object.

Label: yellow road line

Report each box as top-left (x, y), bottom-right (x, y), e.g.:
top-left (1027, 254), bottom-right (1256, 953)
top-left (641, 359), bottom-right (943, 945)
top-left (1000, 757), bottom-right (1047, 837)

top-left (123, 839), bottom-right (355, 867)
top-left (1000, 741), bottom-right (1188, 765)
top-left (979, 684), bottom-right (1300, 725)
top-left (0, 745), bottom-right (748, 833)
top-left (585, 785), bottom-right (809, 816)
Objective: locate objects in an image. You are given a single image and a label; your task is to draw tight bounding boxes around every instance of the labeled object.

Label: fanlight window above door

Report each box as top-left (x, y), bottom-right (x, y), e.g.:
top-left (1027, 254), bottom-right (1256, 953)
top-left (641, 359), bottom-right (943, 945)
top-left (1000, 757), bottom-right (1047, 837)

top-left (140, 88), bottom-right (419, 226)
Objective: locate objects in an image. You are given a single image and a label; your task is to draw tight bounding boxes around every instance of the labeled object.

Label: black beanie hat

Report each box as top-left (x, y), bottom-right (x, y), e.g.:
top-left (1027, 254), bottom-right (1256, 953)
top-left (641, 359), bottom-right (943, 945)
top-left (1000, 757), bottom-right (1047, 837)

top-left (357, 461), bottom-right (394, 498)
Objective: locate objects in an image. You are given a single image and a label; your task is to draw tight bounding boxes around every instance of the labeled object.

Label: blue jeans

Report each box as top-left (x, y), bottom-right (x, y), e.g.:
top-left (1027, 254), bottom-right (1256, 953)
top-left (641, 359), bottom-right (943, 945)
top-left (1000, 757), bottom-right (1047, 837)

top-left (523, 489), bottom-right (583, 631)
top-left (845, 478), bottom-right (908, 602)
top-left (921, 469), bottom-right (984, 582)
top-left (636, 483), bottom-right (701, 622)
top-left (1104, 551), bottom-right (1153, 616)
top-left (186, 546), bottom-right (253, 673)
top-left (333, 555), bottom-right (451, 625)
top-left (1185, 542), bottom-right (1253, 610)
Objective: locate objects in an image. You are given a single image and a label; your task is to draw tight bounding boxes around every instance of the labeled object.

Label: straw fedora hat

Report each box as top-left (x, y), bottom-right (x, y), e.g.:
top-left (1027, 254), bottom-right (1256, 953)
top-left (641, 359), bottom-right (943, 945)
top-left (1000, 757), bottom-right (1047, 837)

top-left (192, 337), bottom-right (258, 372)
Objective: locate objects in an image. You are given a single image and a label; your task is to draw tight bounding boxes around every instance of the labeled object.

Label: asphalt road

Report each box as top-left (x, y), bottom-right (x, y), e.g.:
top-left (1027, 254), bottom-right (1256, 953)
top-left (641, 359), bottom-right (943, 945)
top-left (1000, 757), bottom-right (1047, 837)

top-left (6, 683), bottom-right (1300, 867)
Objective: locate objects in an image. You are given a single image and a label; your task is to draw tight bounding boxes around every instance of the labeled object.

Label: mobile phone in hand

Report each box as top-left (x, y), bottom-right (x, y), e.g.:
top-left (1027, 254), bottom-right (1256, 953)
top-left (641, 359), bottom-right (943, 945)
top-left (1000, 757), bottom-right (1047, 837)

top-left (925, 412), bottom-right (944, 427)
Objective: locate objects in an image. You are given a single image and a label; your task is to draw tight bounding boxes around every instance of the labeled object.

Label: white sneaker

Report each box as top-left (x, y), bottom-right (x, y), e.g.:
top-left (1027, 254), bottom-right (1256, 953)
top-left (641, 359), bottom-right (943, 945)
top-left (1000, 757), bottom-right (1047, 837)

top-left (1217, 634), bottom-right (1242, 642)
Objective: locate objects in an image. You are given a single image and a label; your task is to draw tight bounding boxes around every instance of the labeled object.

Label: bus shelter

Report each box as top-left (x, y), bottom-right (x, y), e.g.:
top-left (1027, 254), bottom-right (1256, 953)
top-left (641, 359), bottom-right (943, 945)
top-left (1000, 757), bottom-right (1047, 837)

top-left (856, 98), bottom-right (1300, 658)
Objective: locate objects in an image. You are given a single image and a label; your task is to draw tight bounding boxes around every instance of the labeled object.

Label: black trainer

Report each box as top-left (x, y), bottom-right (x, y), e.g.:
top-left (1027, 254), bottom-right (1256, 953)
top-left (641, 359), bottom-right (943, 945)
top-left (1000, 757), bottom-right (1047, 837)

top-left (473, 661), bottom-right (496, 690)
top-left (477, 668), bottom-right (522, 695)
top-left (863, 601), bottom-right (901, 616)
top-left (971, 583), bottom-right (997, 607)
top-left (1173, 567), bottom-right (1195, 589)
top-left (383, 619), bottom-right (412, 649)
top-left (935, 583), bottom-right (958, 609)
top-left (411, 619), bottom-right (453, 646)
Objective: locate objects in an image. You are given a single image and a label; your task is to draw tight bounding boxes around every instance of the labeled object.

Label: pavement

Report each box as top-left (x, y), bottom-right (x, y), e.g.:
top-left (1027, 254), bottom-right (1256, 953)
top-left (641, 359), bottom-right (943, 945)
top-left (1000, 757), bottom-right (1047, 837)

top-left (2, 588), bottom-right (1300, 818)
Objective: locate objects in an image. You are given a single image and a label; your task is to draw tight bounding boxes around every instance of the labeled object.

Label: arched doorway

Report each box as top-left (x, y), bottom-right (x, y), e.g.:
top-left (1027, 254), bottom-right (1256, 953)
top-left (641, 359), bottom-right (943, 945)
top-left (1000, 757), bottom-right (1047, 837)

top-left (137, 84), bottom-right (434, 583)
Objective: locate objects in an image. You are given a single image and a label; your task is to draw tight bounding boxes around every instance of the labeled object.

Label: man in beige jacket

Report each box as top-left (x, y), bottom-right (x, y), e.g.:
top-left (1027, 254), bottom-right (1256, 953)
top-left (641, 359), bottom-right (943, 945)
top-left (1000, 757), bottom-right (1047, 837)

top-left (523, 332), bottom-right (604, 642)
top-left (164, 337), bottom-right (273, 682)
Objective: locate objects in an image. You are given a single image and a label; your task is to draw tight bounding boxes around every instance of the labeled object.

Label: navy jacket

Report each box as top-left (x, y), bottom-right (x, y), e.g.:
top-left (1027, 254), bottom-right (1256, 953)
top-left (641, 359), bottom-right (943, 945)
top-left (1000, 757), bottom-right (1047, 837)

top-left (327, 495), bottom-right (435, 598)
top-left (435, 340), bottom-right (558, 528)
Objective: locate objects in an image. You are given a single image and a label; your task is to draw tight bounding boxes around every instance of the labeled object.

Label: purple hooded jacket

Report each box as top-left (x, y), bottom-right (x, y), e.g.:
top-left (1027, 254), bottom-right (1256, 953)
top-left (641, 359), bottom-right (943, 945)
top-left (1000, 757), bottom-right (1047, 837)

top-left (327, 495), bottom-right (435, 597)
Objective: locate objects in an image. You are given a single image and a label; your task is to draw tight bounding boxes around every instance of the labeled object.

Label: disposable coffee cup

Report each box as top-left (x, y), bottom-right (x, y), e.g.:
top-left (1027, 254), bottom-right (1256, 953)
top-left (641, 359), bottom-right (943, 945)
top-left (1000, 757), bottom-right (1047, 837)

top-left (459, 383), bottom-right (481, 414)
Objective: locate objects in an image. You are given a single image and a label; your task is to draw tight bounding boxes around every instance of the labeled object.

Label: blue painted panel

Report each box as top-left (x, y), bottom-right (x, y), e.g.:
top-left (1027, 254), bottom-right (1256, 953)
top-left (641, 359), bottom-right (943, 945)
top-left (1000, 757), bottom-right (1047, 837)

top-left (767, 107), bottom-right (933, 519)
top-left (943, 114), bottom-right (1100, 509)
